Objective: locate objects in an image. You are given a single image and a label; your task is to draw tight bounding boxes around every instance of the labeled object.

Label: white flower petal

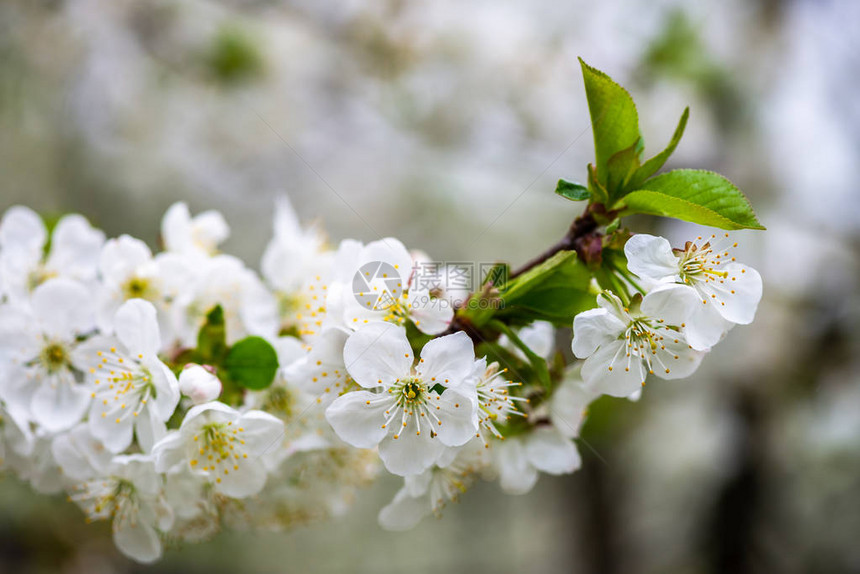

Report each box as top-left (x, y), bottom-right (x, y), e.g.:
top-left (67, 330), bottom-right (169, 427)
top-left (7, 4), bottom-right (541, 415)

top-left (113, 521), bottom-right (162, 564)
top-left (152, 431), bottom-right (186, 473)
top-left (0, 205), bottom-right (46, 256)
top-left (215, 457), bottom-right (268, 498)
top-left (640, 283), bottom-right (701, 325)
top-left (494, 439), bottom-right (539, 495)
top-left (325, 391), bottom-right (388, 449)
top-left (706, 263), bottom-right (763, 325)
top-left (682, 303), bottom-right (733, 351)
top-left (31, 278), bottom-right (94, 336)
top-left (46, 214), bottom-right (104, 279)
top-left (654, 338), bottom-right (705, 381)
top-left (114, 299), bottom-right (161, 357)
top-left (416, 331), bottom-right (475, 388)
top-left (580, 341), bottom-right (645, 398)
top-left (236, 410), bottom-right (285, 454)
top-left (377, 428), bottom-right (443, 476)
top-left (378, 487), bottom-right (429, 531)
top-left (572, 308), bottom-right (625, 359)
top-left (343, 323), bottom-right (412, 389)
top-left (434, 388), bottom-right (479, 447)
top-left (99, 235), bottom-right (153, 284)
top-left (624, 234), bottom-right (680, 281)
top-left (31, 372), bottom-right (90, 432)
top-left (525, 427), bottom-right (581, 475)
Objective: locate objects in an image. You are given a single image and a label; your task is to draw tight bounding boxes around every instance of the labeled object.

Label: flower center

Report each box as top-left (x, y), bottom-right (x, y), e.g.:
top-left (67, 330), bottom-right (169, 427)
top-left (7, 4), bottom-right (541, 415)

top-left (190, 422), bottom-right (248, 483)
top-left (27, 266), bottom-right (57, 291)
top-left (40, 342), bottom-right (69, 373)
top-left (122, 276), bottom-right (156, 300)
top-left (395, 378), bottom-right (427, 407)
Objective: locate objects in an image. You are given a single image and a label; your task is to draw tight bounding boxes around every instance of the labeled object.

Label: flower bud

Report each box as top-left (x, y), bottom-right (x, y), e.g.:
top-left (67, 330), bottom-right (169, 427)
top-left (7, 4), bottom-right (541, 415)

top-left (179, 364), bottom-right (222, 404)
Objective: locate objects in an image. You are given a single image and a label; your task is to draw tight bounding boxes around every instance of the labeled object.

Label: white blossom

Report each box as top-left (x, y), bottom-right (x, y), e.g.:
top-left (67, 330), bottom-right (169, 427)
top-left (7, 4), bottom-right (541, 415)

top-left (152, 402), bottom-right (284, 498)
top-left (68, 455), bottom-right (174, 563)
top-left (342, 238), bottom-right (454, 335)
top-left (624, 233), bottom-right (763, 350)
top-left (0, 206), bottom-right (104, 303)
top-left (161, 202), bottom-right (229, 258)
top-left (492, 425), bottom-right (581, 495)
top-left (75, 299), bottom-right (180, 453)
top-left (0, 278), bottom-right (95, 431)
top-left (325, 323), bottom-right (478, 476)
top-left (572, 290), bottom-right (705, 398)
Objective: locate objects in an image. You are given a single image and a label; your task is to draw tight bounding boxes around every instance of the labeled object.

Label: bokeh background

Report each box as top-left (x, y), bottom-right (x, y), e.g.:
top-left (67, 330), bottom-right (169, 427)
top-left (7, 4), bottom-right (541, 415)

top-left (2, 0), bottom-right (859, 572)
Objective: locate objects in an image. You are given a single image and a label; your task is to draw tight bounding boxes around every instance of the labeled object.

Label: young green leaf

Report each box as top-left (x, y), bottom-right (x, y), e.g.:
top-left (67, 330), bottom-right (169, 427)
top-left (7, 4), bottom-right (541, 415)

top-left (606, 137), bottom-right (643, 194)
top-left (625, 107), bottom-right (689, 191)
top-left (555, 179), bottom-right (591, 201)
top-left (197, 305), bottom-right (227, 361)
top-left (224, 336), bottom-right (279, 391)
top-left (579, 58), bottom-right (641, 194)
top-left (620, 169), bottom-right (765, 230)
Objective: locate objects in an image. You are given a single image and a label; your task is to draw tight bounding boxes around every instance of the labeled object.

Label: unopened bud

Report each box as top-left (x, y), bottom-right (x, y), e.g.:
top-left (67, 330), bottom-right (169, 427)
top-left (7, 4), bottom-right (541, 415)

top-left (179, 364), bottom-right (222, 404)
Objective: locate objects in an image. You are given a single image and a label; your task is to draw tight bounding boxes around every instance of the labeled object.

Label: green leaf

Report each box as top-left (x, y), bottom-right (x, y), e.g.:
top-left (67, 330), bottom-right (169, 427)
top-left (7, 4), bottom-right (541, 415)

top-left (625, 107), bottom-right (689, 191)
top-left (224, 336), bottom-right (279, 391)
top-left (495, 251), bottom-right (594, 326)
top-left (620, 169), bottom-right (765, 230)
top-left (606, 137), bottom-right (642, 194)
top-left (555, 179), bottom-right (591, 202)
top-left (579, 58), bottom-right (641, 194)
top-left (197, 305), bottom-right (227, 361)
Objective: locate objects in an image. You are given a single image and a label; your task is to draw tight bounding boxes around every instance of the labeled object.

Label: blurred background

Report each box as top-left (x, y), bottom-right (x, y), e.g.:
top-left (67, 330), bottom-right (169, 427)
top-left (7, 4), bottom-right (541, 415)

top-left (1, 0), bottom-right (859, 572)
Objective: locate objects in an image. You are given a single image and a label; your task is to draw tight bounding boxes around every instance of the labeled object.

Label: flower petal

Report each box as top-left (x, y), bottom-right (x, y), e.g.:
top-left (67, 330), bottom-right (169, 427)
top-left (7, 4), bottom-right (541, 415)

top-left (378, 487), bottom-right (429, 531)
top-left (113, 520), bottom-right (162, 564)
top-left (624, 234), bottom-right (680, 282)
top-left (325, 391), bottom-right (389, 449)
top-left (525, 427), bottom-right (581, 475)
top-left (433, 388), bottom-right (479, 447)
top-left (114, 299), bottom-right (161, 357)
top-left (46, 214), bottom-right (104, 279)
top-left (705, 263), bottom-right (762, 325)
top-left (31, 278), bottom-right (94, 336)
top-left (494, 438), bottom-right (539, 495)
top-left (640, 283), bottom-right (701, 325)
top-left (580, 340), bottom-right (645, 398)
top-left (343, 323), bottom-right (412, 389)
top-left (416, 331), bottom-right (475, 389)
top-left (377, 428), bottom-right (443, 476)
top-left (572, 308), bottom-right (625, 359)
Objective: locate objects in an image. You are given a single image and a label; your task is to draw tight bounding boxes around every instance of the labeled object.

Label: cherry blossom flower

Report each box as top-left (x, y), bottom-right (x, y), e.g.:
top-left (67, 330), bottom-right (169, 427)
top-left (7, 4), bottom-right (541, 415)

top-left (95, 234), bottom-right (189, 340)
top-left (0, 206), bottom-right (104, 303)
top-left (325, 323), bottom-right (478, 476)
top-left (341, 238), bottom-right (454, 335)
top-left (0, 278), bottom-right (95, 431)
top-left (75, 299), bottom-right (180, 453)
top-left (492, 425), bottom-right (582, 495)
top-left (572, 290), bottom-right (705, 397)
top-left (160, 202), bottom-right (229, 258)
top-left (378, 438), bottom-right (489, 530)
top-left (152, 402), bottom-right (284, 498)
top-left (624, 233), bottom-right (763, 350)
top-left (68, 455), bottom-right (174, 563)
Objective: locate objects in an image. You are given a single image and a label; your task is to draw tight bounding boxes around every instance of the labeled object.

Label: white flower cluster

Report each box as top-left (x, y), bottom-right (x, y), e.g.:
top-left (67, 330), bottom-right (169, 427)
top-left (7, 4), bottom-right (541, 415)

top-left (573, 233), bottom-right (763, 398)
top-left (0, 201), bottom-right (762, 562)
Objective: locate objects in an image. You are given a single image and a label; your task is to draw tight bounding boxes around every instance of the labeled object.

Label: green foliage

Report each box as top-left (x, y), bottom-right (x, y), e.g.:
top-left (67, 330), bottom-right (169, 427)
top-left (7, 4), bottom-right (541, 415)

top-left (197, 306), bottom-right (227, 360)
top-left (555, 179), bottom-right (590, 202)
top-left (579, 58), bottom-right (641, 201)
top-left (224, 336), bottom-right (280, 391)
top-left (620, 169), bottom-right (764, 230)
top-left (171, 305), bottom-right (279, 400)
top-left (625, 107), bottom-right (689, 191)
top-left (489, 251), bottom-right (593, 327)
